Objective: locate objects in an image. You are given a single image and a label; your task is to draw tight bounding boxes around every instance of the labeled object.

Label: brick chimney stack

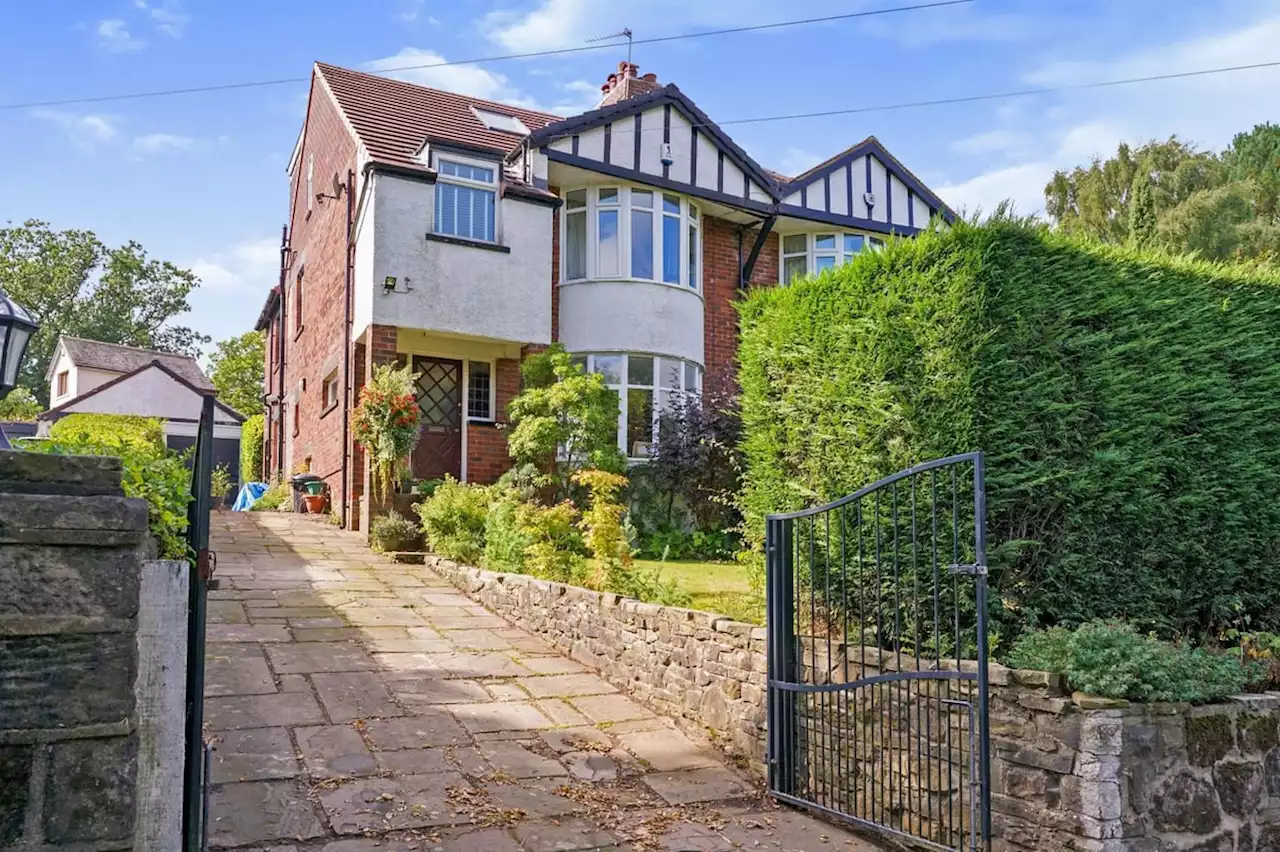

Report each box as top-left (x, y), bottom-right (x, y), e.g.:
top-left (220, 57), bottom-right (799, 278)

top-left (598, 61), bottom-right (661, 107)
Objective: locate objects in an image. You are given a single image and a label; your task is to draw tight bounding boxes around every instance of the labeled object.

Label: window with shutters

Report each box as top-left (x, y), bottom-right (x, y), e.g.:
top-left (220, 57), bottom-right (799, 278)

top-left (433, 154), bottom-right (498, 243)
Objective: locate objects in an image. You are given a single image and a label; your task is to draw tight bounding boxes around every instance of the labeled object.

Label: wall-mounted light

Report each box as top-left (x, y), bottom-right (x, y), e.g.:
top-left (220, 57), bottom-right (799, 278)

top-left (659, 142), bottom-right (674, 167)
top-left (382, 276), bottom-right (413, 295)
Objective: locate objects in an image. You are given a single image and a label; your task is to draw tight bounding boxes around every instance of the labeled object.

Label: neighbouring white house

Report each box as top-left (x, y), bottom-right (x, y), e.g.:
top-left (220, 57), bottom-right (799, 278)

top-left (41, 336), bottom-right (246, 486)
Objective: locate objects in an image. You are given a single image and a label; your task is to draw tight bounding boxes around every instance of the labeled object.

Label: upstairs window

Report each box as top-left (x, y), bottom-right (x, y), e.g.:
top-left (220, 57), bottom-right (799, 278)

top-left (780, 231), bottom-right (880, 283)
top-left (56, 370), bottom-right (68, 398)
top-left (562, 186), bottom-right (701, 291)
top-left (435, 155), bottom-right (497, 243)
top-left (293, 267), bottom-right (304, 333)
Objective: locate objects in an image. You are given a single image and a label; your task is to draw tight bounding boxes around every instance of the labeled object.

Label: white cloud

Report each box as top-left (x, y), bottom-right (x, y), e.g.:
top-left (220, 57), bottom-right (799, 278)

top-left (132, 133), bottom-right (212, 155)
top-left (96, 19), bottom-right (146, 52)
top-left (188, 237), bottom-right (280, 292)
top-left (365, 48), bottom-right (549, 110)
top-left (133, 0), bottom-right (189, 37)
top-left (31, 109), bottom-right (120, 151)
top-left (936, 162), bottom-right (1050, 218)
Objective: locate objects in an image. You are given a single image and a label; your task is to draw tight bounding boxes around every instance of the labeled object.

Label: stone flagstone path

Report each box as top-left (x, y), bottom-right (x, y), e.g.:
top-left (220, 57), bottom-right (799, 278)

top-left (205, 511), bottom-right (883, 851)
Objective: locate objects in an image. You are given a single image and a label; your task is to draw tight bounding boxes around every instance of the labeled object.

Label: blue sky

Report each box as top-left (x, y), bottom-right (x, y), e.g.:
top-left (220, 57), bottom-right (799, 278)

top-left (1, 0), bottom-right (1278, 349)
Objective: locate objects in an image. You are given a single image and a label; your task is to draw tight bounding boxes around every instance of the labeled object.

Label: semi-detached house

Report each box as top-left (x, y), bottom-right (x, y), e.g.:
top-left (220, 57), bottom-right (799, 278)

top-left (258, 60), bottom-right (951, 531)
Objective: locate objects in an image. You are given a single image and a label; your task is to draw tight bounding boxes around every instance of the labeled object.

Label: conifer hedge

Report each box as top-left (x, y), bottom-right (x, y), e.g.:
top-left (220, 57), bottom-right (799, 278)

top-left (737, 219), bottom-right (1280, 639)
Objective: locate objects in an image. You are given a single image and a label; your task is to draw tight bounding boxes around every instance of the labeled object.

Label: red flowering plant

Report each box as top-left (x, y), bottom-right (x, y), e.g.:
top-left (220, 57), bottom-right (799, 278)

top-left (351, 363), bottom-right (422, 501)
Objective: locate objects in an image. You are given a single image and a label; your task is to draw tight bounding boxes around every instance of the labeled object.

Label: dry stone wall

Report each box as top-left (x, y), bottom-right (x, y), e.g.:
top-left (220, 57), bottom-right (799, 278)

top-left (426, 556), bottom-right (771, 764)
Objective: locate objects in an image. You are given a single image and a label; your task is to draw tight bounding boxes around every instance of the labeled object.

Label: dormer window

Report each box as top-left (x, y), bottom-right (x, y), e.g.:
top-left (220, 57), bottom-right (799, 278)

top-left (433, 152), bottom-right (498, 243)
top-left (471, 106), bottom-right (530, 136)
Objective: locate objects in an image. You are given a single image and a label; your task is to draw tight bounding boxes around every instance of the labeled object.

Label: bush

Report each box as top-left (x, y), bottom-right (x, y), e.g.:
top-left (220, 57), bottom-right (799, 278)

top-left (210, 464), bottom-right (233, 506)
top-left (483, 497), bottom-right (529, 574)
top-left (40, 414), bottom-right (189, 558)
top-left (416, 476), bottom-right (490, 564)
top-left (240, 414), bottom-right (264, 483)
top-left (638, 527), bottom-right (740, 561)
top-left (738, 217), bottom-right (1280, 640)
top-left (515, 500), bottom-right (587, 584)
top-left (507, 344), bottom-right (623, 497)
top-left (641, 386), bottom-right (742, 532)
top-left (249, 480), bottom-right (290, 512)
top-left (351, 363), bottom-right (422, 502)
top-left (370, 510), bottom-right (421, 553)
top-left (1006, 620), bottom-right (1253, 703)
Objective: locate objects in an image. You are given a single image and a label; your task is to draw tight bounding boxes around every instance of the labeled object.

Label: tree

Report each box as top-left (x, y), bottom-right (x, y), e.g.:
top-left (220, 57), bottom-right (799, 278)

top-left (1044, 138), bottom-right (1224, 244)
top-left (506, 344), bottom-right (624, 496)
top-left (644, 387), bottom-right (741, 531)
top-left (208, 331), bottom-right (265, 417)
top-left (0, 220), bottom-right (208, 404)
top-left (0, 387), bottom-right (43, 421)
top-left (1224, 123), bottom-right (1280, 219)
top-left (1156, 183), bottom-right (1256, 260)
top-left (1128, 174), bottom-right (1157, 249)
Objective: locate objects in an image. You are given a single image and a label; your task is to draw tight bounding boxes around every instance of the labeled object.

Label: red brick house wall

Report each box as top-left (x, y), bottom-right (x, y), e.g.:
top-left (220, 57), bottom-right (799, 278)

top-left (701, 215), bottom-right (780, 393)
top-left (274, 73), bottom-right (359, 513)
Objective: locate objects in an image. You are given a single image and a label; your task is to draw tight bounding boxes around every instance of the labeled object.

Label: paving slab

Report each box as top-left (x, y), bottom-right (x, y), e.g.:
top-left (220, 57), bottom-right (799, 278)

top-left (618, 729), bottom-right (719, 772)
top-left (512, 817), bottom-right (622, 851)
top-left (295, 725), bottom-right (378, 778)
top-left (518, 673), bottom-right (618, 699)
top-left (206, 693), bottom-right (326, 730)
top-left (311, 671), bottom-right (404, 722)
top-left (207, 624), bottom-right (291, 643)
top-left (211, 727), bottom-right (299, 783)
top-left (642, 767), bottom-right (754, 805)
top-left (208, 600), bottom-right (249, 624)
top-left (266, 641), bottom-right (379, 674)
top-left (373, 745), bottom-right (487, 777)
top-left (362, 712), bottom-right (468, 750)
top-left (317, 772), bottom-right (471, 834)
top-left (386, 677), bottom-right (490, 705)
top-left (207, 780), bottom-right (327, 847)
top-left (450, 701), bottom-right (555, 733)
top-left (478, 741), bottom-right (569, 779)
top-left (205, 643), bottom-right (277, 697)
top-left (570, 694), bottom-right (656, 724)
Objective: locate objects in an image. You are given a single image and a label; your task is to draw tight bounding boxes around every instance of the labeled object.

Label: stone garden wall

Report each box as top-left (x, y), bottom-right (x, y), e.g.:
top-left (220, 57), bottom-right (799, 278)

top-left (426, 556), bottom-right (771, 764)
top-left (0, 452), bottom-right (165, 851)
top-left (426, 554), bottom-right (1280, 852)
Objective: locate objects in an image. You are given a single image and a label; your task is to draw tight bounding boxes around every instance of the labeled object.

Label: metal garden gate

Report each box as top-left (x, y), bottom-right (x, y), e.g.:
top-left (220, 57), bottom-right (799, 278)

top-left (183, 394), bottom-right (216, 851)
top-left (765, 452), bottom-right (991, 852)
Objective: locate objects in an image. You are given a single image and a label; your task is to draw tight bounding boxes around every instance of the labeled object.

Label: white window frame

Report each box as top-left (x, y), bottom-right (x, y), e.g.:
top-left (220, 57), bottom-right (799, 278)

top-left (560, 185), bottom-right (702, 293)
top-left (306, 153), bottom-right (314, 213)
top-left (432, 151), bottom-right (500, 244)
top-left (575, 352), bottom-right (704, 459)
top-left (778, 230), bottom-right (883, 283)
top-left (563, 189), bottom-right (588, 282)
top-left (465, 359), bottom-right (496, 423)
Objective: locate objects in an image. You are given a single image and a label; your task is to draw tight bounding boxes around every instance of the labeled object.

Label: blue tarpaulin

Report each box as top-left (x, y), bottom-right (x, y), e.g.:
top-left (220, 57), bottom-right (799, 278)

top-left (233, 481), bottom-right (268, 511)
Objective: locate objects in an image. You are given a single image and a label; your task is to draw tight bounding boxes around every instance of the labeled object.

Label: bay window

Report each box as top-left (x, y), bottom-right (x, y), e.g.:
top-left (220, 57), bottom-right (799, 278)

top-left (574, 352), bottom-right (703, 458)
top-left (435, 155), bottom-right (497, 242)
top-left (561, 186), bottom-right (701, 291)
top-left (780, 231), bottom-right (884, 283)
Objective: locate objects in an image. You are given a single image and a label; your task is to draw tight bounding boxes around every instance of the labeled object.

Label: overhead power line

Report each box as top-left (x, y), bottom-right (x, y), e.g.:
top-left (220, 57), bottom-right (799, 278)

top-left (541, 58), bottom-right (1280, 140)
top-left (0, 0), bottom-right (972, 111)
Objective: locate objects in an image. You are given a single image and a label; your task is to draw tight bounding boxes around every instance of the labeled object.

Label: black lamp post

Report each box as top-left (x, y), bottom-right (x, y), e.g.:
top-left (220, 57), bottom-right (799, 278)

top-left (0, 289), bottom-right (38, 450)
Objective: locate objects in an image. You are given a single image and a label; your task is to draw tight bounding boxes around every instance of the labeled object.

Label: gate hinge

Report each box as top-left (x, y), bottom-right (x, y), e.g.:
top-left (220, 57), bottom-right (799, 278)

top-left (948, 563), bottom-right (988, 577)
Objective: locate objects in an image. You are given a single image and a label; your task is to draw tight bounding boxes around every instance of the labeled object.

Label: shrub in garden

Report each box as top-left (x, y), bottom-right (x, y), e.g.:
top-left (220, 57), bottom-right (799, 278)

top-left (1006, 620), bottom-right (1253, 703)
top-left (738, 216), bottom-right (1280, 640)
top-left (370, 510), bottom-right (421, 553)
top-left (507, 344), bottom-right (623, 497)
top-left (641, 388), bottom-right (742, 533)
top-left (249, 480), bottom-right (290, 512)
top-left (351, 363), bottom-right (421, 502)
top-left (210, 464), bottom-right (233, 506)
top-left (240, 413), bottom-right (264, 483)
top-left (483, 497), bottom-right (529, 574)
top-left (40, 413), bottom-right (189, 558)
top-left (515, 500), bottom-right (587, 585)
top-left (416, 476), bottom-right (490, 564)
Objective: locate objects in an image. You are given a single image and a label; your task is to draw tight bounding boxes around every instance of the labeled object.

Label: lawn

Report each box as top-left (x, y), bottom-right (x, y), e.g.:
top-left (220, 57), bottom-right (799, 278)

top-left (636, 558), bottom-right (763, 624)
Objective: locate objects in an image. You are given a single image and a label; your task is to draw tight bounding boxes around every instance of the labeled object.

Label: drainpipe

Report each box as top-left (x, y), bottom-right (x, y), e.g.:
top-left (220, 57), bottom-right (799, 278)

top-left (276, 225), bottom-right (289, 480)
top-left (340, 169), bottom-right (355, 529)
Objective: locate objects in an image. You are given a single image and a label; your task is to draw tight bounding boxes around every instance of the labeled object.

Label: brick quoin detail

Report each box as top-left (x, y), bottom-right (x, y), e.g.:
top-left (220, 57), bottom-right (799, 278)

top-left (702, 215), bottom-right (779, 393)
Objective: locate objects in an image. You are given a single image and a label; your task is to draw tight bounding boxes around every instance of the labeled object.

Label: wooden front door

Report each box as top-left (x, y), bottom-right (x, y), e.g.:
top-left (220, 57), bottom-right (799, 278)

top-left (410, 356), bottom-right (463, 481)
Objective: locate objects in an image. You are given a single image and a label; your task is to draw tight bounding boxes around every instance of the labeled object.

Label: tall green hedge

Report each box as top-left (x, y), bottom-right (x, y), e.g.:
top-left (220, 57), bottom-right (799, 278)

top-left (738, 219), bottom-right (1280, 639)
top-left (240, 414), bottom-right (264, 484)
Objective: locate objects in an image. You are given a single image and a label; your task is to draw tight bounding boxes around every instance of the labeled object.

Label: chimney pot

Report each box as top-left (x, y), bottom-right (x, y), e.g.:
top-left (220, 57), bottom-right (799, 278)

top-left (642, 73), bottom-right (657, 82)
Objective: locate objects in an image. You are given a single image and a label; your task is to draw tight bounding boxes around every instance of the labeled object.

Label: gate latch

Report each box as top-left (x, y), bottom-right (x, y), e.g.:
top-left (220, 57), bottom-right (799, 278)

top-left (948, 563), bottom-right (988, 577)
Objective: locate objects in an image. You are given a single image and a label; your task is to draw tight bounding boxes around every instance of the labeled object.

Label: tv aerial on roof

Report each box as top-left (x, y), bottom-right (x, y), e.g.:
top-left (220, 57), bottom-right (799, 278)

top-left (586, 27), bottom-right (634, 64)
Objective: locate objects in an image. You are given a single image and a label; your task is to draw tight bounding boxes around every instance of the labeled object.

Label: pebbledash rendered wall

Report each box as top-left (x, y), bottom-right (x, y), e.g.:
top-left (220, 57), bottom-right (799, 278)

top-left (426, 553), bottom-right (1280, 851)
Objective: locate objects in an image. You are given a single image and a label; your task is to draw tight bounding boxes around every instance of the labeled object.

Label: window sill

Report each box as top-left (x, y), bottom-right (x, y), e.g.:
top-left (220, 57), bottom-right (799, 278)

top-left (424, 233), bottom-right (511, 253)
top-left (293, 324), bottom-right (305, 342)
top-left (319, 400), bottom-right (339, 420)
top-left (558, 277), bottom-right (703, 300)
top-left (468, 418), bottom-right (500, 427)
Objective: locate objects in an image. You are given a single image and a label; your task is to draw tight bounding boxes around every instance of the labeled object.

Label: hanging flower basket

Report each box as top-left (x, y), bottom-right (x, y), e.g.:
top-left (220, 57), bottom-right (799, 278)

top-left (351, 363), bottom-right (422, 503)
